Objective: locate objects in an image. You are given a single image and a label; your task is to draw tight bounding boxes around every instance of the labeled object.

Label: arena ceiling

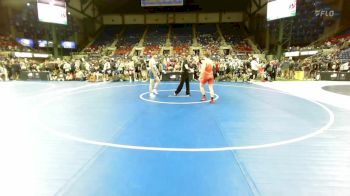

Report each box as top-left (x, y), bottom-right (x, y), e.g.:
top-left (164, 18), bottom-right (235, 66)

top-left (94, 0), bottom-right (249, 14)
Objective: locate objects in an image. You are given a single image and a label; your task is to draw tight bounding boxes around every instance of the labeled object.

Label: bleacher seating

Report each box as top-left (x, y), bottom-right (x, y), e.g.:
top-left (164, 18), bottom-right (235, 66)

top-left (144, 45), bottom-right (161, 56)
top-left (145, 25), bottom-right (168, 46)
top-left (197, 24), bottom-right (217, 43)
top-left (172, 25), bottom-right (192, 55)
top-left (91, 25), bottom-right (122, 47)
top-left (197, 24), bottom-right (220, 54)
top-left (144, 25), bottom-right (168, 55)
top-left (328, 28), bottom-right (350, 46)
top-left (221, 23), bottom-right (245, 45)
top-left (115, 25), bottom-right (145, 56)
top-left (220, 23), bottom-right (252, 53)
top-left (173, 44), bottom-right (189, 55)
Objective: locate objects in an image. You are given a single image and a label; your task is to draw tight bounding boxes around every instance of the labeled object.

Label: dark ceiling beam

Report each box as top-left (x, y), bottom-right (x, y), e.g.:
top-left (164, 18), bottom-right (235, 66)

top-left (251, 2), bottom-right (267, 16)
top-left (92, 0), bottom-right (102, 20)
top-left (246, 0), bottom-right (267, 17)
top-left (93, 14), bottom-right (102, 20)
top-left (92, 0), bottom-right (96, 17)
top-left (80, 0), bottom-right (83, 12)
top-left (252, 0), bottom-right (260, 8)
top-left (245, 0), bottom-right (252, 16)
top-left (82, 0), bottom-right (93, 13)
top-left (66, 3), bottom-right (102, 25)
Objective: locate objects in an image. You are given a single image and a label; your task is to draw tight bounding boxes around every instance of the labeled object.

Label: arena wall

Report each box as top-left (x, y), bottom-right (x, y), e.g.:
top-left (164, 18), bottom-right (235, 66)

top-left (103, 15), bottom-right (123, 25)
top-left (221, 12), bottom-right (244, 23)
top-left (124, 15), bottom-right (145, 24)
top-left (198, 13), bottom-right (220, 23)
top-left (146, 14), bottom-right (168, 24)
top-left (102, 12), bottom-right (243, 25)
top-left (174, 13), bottom-right (197, 24)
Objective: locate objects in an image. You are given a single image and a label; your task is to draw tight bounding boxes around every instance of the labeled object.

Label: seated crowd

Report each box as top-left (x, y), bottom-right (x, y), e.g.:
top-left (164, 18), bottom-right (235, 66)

top-left (1, 23), bottom-right (349, 82)
top-left (0, 35), bottom-right (30, 52)
top-left (0, 53), bottom-right (250, 82)
top-left (197, 24), bottom-right (220, 55)
top-left (2, 47), bottom-right (349, 82)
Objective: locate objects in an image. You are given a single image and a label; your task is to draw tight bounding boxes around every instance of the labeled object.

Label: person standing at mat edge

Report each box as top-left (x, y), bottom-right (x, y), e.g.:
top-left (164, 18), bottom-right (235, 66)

top-left (199, 52), bottom-right (215, 104)
top-left (148, 53), bottom-right (160, 98)
top-left (174, 55), bottom-right (192, 96)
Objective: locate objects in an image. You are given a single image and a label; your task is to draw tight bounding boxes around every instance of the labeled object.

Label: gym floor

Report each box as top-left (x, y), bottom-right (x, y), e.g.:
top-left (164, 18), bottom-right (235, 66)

top-left (0, 81), bottom-right (349, 196)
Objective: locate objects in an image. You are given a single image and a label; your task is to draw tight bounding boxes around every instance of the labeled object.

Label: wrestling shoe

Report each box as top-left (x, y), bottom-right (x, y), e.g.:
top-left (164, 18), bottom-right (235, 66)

top-left (152, 89), bottom-right (159, 95)
top-left (210, 98), bottom-right (215, 104)
top-left (150, 93), bottom-right (156, 98)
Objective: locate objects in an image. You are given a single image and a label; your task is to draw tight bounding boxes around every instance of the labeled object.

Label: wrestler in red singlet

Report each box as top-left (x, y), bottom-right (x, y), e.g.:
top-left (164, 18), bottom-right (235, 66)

top-left (199, 53), bottom-right (215, 104)
top-left (201, 59), bottom-right (214, 85)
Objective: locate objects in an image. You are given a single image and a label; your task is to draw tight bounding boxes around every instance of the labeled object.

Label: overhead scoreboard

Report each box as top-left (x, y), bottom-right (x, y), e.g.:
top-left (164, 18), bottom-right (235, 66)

top-left (141, 0), bottom-right (183, 7)
top-left (267, 0), bottom-right (297, 21)
top-left (37, 0), bottom-right (68, 25)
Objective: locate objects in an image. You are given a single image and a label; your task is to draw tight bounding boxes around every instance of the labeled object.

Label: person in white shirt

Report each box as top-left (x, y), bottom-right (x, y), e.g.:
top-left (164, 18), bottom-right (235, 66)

top-left (0, 64), bottom-right (8, 81)
top-left (148, 53), bottom-right (160, 98)
top-left (128, 60), bottom-right (135, 82)
top-left (250, 58), bottom-right (259, 80)
top-left (63, 61), bottom-right (71, 74)
top-left (84, 61), bottom-right (91, 72)
top-left (103, 60), bottom-right (111, 71)
top-left (74, 60), bottom-right (81, 71)
top-left (103, 60), bottom-right (111, 81)
top-left (340, 61), bottom-right (349, 72)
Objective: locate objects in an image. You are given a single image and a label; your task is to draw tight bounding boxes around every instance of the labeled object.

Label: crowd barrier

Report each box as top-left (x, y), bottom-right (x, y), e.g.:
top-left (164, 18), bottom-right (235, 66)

top-left (319, 71), bottom-right (350, 81)
top-left (19, 71), bottom-right (50, 81)
top-left (161, 72), bottom-right (194, 81)
top-left (17, 71), bottom-right (349, 81)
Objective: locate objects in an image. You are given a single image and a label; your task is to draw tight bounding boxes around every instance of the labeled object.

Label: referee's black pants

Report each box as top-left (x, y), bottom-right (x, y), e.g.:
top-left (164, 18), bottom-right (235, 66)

top-left (175, 74), bottom-right (190, 95)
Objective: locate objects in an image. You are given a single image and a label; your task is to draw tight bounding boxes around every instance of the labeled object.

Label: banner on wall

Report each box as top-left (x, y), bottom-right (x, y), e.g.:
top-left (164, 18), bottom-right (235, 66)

top-left (141, 0), bottom-right (183, 7)
top-left (16, 38), bottom-right (34, 47)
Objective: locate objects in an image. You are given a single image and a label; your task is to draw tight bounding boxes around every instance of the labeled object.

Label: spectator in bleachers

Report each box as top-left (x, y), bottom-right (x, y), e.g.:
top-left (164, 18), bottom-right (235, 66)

top-left (1, 19), bottom-right (350, 83)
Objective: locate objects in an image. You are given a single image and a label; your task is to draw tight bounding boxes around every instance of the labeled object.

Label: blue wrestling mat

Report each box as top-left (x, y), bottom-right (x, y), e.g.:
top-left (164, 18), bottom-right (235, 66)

top-left (1, 81), bottom-right (347, 196)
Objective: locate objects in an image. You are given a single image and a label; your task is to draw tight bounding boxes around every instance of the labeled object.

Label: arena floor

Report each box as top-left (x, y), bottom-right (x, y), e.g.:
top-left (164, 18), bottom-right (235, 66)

top-left (0, 81), bottom-right (350, 196)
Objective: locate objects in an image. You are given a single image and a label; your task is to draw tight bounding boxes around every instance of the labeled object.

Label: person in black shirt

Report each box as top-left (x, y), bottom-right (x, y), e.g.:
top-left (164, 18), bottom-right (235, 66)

top-left (271, 60), bottom-right (278, 81)
top-left (174, 55), bottom-right (192, 96)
